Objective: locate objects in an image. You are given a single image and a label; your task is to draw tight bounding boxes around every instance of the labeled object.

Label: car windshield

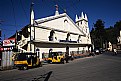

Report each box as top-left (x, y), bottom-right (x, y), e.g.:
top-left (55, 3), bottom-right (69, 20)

top-left (14, 53), bottom-right (36, 61)
top-left (15, 54), bottom-right (27, 61)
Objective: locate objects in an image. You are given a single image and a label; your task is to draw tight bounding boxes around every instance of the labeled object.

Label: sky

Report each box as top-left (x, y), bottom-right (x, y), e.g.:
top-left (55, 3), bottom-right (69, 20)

top-left (0, 0), bottom-right (121, 39)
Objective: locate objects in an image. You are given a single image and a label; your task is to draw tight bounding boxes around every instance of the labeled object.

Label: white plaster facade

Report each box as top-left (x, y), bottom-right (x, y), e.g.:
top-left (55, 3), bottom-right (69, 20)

top-left (108, 42), bottom-right (112, 51)
top-left (17, 6), bottom-right (92, 61)
top-left (117, 31), bottom-right (121, 44)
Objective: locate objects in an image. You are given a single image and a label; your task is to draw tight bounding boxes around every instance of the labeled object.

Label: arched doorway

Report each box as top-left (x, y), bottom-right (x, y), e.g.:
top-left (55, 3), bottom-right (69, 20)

top-left (36, 48), bottom-right (40, 57)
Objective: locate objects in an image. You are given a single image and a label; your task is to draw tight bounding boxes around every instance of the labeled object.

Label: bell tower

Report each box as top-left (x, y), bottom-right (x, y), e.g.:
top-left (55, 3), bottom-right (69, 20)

top-left (75, 12), bottom-right (89, 35)
top-left (75, 12), bottom-right (91, 44)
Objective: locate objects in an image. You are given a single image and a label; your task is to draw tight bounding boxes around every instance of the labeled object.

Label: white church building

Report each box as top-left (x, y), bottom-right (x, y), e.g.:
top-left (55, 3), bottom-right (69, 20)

top-left (16, 5), bottom-right (92, 60)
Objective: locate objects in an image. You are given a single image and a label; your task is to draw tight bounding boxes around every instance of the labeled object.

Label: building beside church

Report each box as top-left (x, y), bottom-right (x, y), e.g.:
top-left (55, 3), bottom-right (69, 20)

top-left (16, 5), bottom-right (92, 61)
top-left (117, 30), bottom-right (121, 49)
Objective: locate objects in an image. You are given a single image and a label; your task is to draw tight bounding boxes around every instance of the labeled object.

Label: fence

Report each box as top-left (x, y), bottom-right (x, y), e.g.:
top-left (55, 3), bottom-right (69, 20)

top-left (0, 51), bottom-right (14, 70)
top-left (70, 51), bottom-right (90, 59)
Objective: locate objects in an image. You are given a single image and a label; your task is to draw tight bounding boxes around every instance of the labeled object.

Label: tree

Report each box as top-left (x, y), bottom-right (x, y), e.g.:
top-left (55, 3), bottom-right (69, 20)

top-left (105, 26), bottom-right (115, 43)
top-left (90, 19), bottom-right (121, 49)
top-left (106, 21), bottom-right (121, 44)
top-left (91, 19), bottom-right (106, 48)
top-left (113, 20), bottom-right (121, 43)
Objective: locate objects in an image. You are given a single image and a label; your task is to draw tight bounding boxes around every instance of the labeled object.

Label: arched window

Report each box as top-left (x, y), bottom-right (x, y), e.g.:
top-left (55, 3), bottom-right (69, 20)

top-left (86, 29), bottom-right (87, 33)
top-left (49, 30), bottom-right (55, 41)
top-left (77, 35), bottom-right (81, 43)
top-left (77, 23), bottom-right (79, 26)
top-left (66, 33), bottom-right (70, 41)
top-left (64, 19), bottom-right (68, 23)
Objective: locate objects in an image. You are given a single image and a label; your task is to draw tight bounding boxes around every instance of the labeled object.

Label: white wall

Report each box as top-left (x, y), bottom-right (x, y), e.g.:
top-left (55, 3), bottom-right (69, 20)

top-left (35, 27), bottom-right (50, 41)
top-left (40, 16), bottom-right (83, 35)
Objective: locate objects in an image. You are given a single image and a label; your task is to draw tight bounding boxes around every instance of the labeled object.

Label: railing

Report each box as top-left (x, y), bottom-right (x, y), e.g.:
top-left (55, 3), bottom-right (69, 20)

top-left (17, 38), bottom-right (29, 47)
top-left (17, 38), bottom-right (30, 52)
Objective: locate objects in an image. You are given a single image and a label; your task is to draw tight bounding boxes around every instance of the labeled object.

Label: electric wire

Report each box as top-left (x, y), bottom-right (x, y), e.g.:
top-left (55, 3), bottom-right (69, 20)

top-left (20, 0), bottom-right (29, 21)
top-left (52, 0), bottom-right (66, 13)
top-left (1, 23), bottom-right (23, 27)
top-left (52, 0), bottom-right (81, 15)
top-left (10, 0), bottom-right (17, 31)
top-left (1, 1), bottom-right (82, 81)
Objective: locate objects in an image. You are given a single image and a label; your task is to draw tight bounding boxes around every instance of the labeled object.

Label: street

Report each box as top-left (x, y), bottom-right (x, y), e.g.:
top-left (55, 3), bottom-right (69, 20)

top-left (0, 52), bottom-right (121, 81)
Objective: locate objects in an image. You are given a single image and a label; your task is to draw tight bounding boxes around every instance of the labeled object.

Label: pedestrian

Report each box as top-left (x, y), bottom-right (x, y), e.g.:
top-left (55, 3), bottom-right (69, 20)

top-left (70, 54), bottom-right (74, 61)
top-left (65, 53), bottom-right (69, 63)
top-left (113, 48), bottom-right (117, 55)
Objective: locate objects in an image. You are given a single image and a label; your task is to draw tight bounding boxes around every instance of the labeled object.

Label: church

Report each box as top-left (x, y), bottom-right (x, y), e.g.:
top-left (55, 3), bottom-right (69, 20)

top-left (16, 4), bottom-right (92, 61)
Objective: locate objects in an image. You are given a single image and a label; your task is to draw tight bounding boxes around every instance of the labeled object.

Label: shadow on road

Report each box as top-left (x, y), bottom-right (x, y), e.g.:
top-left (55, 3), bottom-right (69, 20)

top-left (32, 71), bottom-right (53, 81)
top-left (103, 51), bottom-right (121, 57)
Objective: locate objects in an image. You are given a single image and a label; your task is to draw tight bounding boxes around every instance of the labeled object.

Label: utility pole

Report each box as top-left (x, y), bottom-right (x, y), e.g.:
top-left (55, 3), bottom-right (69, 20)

top-left (15, 30), bottom-right (18, 52)
top-left (0, 30), bottom-right (1, 49)
top-left (0, 20), bottom-right (4, 46)
top-left (30, 1), bottom-right (34, 52)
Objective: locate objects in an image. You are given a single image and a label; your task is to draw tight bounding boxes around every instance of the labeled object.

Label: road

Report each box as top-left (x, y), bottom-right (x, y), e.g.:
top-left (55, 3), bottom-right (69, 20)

top-left (0, 52), bottom-right (121, 81)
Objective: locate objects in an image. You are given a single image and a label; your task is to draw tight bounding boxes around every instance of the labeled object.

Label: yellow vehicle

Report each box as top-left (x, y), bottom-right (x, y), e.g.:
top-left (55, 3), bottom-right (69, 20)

top-left (14, 52), bottom-right (42, 70)
top-left (48, 52), bottom-right (65, 64)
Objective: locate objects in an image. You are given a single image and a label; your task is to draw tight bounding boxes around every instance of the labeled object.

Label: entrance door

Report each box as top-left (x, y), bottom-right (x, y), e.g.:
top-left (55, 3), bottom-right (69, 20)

top-left (66, 46), bottom-right (69, 55)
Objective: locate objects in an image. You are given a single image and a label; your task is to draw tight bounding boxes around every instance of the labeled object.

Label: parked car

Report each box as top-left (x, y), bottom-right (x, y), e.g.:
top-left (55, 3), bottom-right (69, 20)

top-left (94, 49), bottom-right (100, 55)
top-left (94, 48), bottom-right (104, 55)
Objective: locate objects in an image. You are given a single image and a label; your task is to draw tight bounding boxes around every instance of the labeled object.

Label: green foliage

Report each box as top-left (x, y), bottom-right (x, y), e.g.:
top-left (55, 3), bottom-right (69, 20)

top-left (91, 19), bottom-right (106, 48)
top-left (90, 19), bottom-right (121, 48)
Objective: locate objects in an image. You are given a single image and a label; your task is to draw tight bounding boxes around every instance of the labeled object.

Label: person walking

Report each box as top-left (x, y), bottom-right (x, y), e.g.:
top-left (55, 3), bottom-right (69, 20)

top-left (113, 48), bottom-right (117, 55)
top-left (65, 53), bottom-right (69, 63)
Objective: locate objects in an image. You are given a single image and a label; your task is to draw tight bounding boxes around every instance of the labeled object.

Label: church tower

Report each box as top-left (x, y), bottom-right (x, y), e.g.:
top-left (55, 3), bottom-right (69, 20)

top-left (75, 12), bottom-right (89, 36)
top-left (75, 12), bottom-right (91, 45)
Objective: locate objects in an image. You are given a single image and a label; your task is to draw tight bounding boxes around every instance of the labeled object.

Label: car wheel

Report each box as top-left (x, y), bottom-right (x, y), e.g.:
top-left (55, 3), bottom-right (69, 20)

top-left (23, 66), bottom-right (28, 70)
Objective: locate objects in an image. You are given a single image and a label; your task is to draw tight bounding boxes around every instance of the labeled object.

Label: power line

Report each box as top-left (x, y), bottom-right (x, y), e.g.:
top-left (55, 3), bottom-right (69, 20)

top-left (0, 28), bottom-right (16, 31)
top-left (70, 0), bottom-right (81, 14)
top-left (52, 0), bottom-right (66, 13)
top-left (1, 23), bottom-right (23, 27)
top-left (52, 0), bottom-right (81, 15)
top-left (10, 0), bottom-right (17, 30)
top-left (20, 0), bottom-right (28, 21)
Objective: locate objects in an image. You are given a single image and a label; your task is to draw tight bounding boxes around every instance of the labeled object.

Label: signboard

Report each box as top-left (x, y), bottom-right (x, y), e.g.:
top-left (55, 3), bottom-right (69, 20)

top-left (0, 47), bottom-right (13, 51)
top-left (3, 38), bottom-right (15, 46)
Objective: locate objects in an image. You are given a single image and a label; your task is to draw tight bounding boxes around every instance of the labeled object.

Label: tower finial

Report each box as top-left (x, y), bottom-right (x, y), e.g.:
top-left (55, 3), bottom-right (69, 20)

top-left (81, 12), bottom-right (84, 19)
top-left (30, 2), bottom-right (34, 25)
top-left (55, 4), bottom-right (59, 15)
top-left (55, 4), bottom-right (58, 11)
top-left (85, 14), bottom-right (88, 21)
top-left (75, 14), bottom-right (78, 22)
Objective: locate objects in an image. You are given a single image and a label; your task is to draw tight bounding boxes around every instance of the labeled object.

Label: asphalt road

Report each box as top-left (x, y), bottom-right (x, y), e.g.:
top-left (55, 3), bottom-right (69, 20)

top-left (0, 52), bottom-right (121, 81)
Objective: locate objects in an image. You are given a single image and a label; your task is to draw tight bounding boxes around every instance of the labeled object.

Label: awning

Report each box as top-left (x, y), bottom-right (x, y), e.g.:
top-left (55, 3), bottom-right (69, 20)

top-left (32, 40), bottom-right (92, 48)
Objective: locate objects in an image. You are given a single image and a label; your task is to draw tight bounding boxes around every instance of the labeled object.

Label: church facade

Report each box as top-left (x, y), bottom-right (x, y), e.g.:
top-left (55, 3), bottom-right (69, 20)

top-left (16, 5), bottom-right (92, 61)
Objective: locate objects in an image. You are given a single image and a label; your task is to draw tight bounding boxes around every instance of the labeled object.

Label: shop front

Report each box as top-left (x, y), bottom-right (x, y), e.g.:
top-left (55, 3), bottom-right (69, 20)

top-left (0, 38), bottom-right (15, 70)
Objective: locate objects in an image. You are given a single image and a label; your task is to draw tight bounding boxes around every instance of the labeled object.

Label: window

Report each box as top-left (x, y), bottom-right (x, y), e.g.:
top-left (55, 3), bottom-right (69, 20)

top-left (49, 30), bottom-right (55, 41)
top-left (86, 29), bottom-right (87, 33)
top-left (64, 19), bottom-right (68, 23)
top-left (78, 23), bottom-right (79, 26)
top-left (77, 35), bottom-right (81, 43)
top-left (66, 33), bottom-right (70, 41)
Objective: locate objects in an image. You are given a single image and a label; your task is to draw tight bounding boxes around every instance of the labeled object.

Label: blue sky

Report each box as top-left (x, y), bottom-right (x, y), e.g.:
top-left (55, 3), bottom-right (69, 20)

top-left (0, 0), bottom-right (121, 39)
